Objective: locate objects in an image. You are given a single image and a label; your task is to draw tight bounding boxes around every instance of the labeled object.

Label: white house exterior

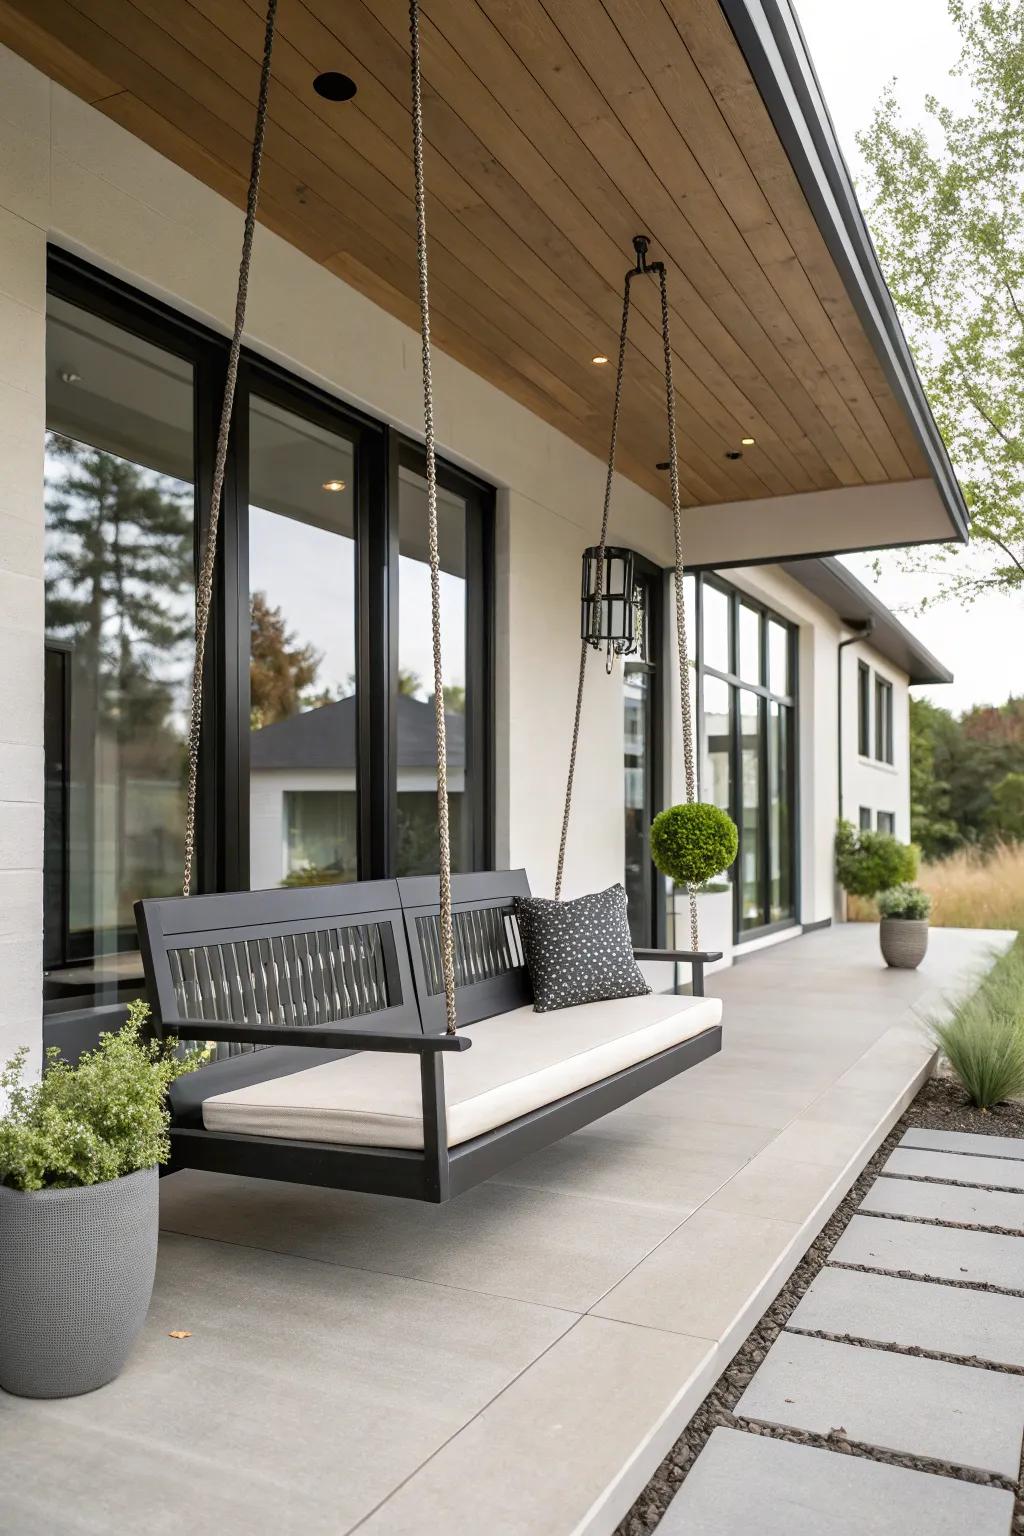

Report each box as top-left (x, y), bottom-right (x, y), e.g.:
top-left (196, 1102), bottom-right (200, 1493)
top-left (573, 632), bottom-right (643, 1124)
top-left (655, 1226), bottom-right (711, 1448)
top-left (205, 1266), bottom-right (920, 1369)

top-left (0, 0), bottom-right (965, 1071)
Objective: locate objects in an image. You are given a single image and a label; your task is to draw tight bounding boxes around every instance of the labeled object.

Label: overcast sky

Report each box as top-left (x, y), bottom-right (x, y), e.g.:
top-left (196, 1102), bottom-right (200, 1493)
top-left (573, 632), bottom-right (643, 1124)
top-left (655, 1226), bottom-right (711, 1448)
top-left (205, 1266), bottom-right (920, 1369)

top-left (795, 0), bottom-right (1022, 715)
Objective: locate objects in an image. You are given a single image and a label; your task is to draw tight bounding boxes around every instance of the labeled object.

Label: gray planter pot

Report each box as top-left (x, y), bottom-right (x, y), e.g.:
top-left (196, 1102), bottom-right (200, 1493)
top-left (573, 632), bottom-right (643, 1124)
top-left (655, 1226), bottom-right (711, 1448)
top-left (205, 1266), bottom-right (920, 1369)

top-left (880, 918), bottom-right (929, 970)
top-left (0, 1165), bottom-right (158, 1398)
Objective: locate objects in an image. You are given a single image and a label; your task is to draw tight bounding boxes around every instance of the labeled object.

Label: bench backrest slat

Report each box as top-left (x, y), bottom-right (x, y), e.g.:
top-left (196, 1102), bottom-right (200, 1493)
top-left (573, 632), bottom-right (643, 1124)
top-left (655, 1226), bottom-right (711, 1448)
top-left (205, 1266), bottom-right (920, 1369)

top-left (398, 870), bottom-right (534, 1031)
top-left (135, 881), bottom-right (422, 1041)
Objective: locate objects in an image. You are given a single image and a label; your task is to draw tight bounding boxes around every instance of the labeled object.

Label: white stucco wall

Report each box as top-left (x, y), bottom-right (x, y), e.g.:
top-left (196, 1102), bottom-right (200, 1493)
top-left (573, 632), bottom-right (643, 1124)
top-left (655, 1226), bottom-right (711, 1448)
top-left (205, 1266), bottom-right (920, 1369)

top-left (839, 640), bottom-right (911, 842)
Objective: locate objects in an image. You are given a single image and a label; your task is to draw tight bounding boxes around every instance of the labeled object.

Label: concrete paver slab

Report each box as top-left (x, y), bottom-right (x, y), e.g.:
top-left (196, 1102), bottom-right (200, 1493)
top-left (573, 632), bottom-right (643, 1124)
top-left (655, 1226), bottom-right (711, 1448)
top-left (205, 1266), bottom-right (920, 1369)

top-left (901, 1128), bottom-right (1024, 1162)
top-left (862, 1176), bottom-right (1024, 1230)
top-left (736, 1332), bottom-right (1024, 1478)
top-left (832, 1213), bottom-right (1024, 1290)
top-left (657, 1427), bottom-right (1015, 1536)
top-left (883, 1148), bottom-right (1024, 1191)
top-left (788, 1265), bottom-right (1024, 1367)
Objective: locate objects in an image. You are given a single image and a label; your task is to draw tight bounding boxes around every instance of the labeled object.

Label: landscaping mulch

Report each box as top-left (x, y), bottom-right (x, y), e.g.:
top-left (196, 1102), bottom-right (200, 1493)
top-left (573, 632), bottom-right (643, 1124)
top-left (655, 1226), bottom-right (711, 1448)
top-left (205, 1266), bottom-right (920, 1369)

top-left (615, 1075), bottom-right (1024, 1536)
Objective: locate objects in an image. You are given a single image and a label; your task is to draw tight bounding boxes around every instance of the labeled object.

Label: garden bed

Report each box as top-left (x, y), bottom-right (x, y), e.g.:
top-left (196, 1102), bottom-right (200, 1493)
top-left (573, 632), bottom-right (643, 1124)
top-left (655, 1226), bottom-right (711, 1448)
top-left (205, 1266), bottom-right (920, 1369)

top-left (616, 1073), bottom-right (1024, 1536)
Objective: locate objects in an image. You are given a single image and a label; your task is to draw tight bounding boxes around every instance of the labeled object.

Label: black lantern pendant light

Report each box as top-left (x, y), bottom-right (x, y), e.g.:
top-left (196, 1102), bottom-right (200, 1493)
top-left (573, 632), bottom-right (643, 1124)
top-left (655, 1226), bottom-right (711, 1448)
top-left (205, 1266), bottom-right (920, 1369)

top-left (580, 545), bottom-right (642, 666)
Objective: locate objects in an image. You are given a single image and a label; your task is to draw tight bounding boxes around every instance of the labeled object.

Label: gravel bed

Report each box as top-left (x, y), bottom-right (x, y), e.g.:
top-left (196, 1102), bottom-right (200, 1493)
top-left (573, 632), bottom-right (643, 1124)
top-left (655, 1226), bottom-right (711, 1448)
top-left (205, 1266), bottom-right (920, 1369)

top-left (615, 1075), bottom-right (1024, 1536)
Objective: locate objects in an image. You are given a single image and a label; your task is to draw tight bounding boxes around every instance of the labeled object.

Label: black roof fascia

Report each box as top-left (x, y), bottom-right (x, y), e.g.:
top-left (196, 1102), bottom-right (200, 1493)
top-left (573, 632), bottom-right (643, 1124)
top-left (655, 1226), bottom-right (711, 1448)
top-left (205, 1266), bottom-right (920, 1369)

top-left (780, 556), bottom-right (954, 685)
top-left (716, 0), bottom-right (969, 544)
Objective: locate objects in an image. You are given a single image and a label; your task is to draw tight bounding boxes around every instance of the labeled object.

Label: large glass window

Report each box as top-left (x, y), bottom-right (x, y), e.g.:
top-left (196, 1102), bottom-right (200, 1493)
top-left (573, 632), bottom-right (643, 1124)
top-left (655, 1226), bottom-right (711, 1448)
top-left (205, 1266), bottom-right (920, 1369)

top-left (43, 296), bottom-right (195, 1011)
top-left (397, 465), bottom-right (470, 876)
top-left (697, 578), bottom-right (797, 938)
top-left (44, 252), bottom-right (494, 1017)
top-left (622, 561), bottom-right (662, 946)
top-left (875, 675), bottom-right (894, 764)
top-left (247, 396), bottom-right (358, 890)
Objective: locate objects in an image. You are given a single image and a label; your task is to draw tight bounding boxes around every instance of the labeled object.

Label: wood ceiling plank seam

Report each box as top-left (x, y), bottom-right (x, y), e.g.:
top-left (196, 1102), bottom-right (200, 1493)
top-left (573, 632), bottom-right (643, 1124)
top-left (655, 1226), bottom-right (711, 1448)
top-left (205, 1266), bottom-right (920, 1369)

top-left (535, 0), bottom-right (884, 486)
top-left (333, 0), bottom-right (829, 494)
top-left (0, 0), bottom-right (122, 100)
top-left (22, 0), bottom-right (343, 258)
top-left (667, 0), bottom-right (925, 477)
top-left (100, 90), bottom-right (342, 263)
top-left (299, 0), bottom-right (774, 501)
top-left (42, 0), bottom-right (675, 493)
top-left (631, 3), bottom-right (912, 481)
top-left (206, 0), bottom-right (751, 503)
top-left (470, 0), bottom-right (846, 489)
top-left (417, 0), bottom-right (841, 491)
top-left (116, 0), bottom-right (667, 445)
top-left (608, 0), bottom-right (912, 480)
top-left (416, 0), bottom-right (810, 497)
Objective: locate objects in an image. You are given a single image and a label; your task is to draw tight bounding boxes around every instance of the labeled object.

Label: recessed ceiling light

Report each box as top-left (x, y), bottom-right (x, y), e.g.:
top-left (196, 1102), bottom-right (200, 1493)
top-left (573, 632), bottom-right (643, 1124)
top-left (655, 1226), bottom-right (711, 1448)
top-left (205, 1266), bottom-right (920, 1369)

top-left (741, 436), bottom-right (755, 446)
top-left (592, 354), bottom-right (609, 365)
top-left (725, 450), bottom-right (743, 461)
top-left (59, 369), bottom-right (82, 385)
top-left (656, 461), bottom-right (670, 471)
top-left (322, 479), bottom-right (347, 493)
top-left (313, 72), bottom-right (358, 102)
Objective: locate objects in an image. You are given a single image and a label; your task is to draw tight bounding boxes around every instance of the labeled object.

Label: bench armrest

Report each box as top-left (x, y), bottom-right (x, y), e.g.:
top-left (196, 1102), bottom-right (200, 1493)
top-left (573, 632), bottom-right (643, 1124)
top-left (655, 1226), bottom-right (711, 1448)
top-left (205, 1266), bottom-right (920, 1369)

top-left (632, 947), bottom-right (723, 998)
top-left (164, 1020), bottom-right (472, 1052)
top-left (632, 949), bottom-right (724, 964)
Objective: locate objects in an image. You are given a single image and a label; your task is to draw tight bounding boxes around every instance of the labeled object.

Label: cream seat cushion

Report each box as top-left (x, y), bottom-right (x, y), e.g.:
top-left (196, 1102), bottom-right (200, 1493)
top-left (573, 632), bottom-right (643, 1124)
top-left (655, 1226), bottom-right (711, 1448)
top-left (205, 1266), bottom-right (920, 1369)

top-left (201, 991), bottom-right (722, 1150)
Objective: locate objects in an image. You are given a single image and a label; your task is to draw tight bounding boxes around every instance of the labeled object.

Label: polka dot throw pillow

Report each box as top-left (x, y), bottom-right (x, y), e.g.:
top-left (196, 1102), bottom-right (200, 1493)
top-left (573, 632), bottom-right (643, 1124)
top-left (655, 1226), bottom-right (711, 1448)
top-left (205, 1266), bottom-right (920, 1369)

top-left (513, 884), bottom-right (651, 1013)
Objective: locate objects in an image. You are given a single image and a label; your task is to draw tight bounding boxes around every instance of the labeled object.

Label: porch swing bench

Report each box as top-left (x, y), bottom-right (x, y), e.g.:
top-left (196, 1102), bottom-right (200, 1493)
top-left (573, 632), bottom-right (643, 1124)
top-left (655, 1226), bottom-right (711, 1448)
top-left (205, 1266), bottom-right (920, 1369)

top-left (136, 871), bottom-right (722, 1204)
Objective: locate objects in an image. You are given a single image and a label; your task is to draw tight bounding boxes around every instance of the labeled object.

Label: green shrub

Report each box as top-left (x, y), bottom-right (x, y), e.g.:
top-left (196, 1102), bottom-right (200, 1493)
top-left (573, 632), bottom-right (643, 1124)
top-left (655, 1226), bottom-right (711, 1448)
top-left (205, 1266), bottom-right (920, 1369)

top-left (877, 883), bottom-right (932, 920)
top-left (933, 942), bottom-right (1024, 1108)
top-left (650, 802), bottom-right (738, 887)
top-left (0, 1002), bottom-right (198, 1193)
top-left (835, 819), bottom-right (918, 897)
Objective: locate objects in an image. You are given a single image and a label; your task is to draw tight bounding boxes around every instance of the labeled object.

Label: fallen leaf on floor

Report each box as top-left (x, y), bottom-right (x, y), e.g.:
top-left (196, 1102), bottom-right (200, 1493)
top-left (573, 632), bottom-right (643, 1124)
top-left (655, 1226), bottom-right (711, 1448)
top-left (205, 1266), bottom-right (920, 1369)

top-left (168, 1331), bottom-right (192, 1339)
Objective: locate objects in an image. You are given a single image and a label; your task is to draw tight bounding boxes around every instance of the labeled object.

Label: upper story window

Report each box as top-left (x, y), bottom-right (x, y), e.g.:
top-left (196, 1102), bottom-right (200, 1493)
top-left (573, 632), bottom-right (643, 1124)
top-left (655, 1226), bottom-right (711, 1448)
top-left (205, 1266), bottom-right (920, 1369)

top-left (874, 675), bottom-right (894, 764)
top-left (857, 661), bottom-right (870, 756)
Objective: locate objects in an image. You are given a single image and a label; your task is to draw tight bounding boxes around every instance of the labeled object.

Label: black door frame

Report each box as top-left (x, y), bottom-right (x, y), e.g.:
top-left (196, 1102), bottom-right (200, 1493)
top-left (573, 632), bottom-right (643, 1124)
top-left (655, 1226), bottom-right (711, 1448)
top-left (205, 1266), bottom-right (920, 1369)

top-left (43, 247), bottom-right (494, 1021)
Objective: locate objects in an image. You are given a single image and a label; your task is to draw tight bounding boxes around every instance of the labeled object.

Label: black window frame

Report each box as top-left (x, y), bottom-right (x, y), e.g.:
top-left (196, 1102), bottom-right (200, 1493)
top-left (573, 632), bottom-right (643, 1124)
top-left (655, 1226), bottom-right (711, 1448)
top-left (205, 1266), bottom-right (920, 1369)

top-left (859, 806), bottom-right (872, 832)
top-left (874, 673), bottom-right (894, 765)
top-left (877, 810), bottom-right (895, 835)
top-left (694, 573), bottom-right (799, 944)
top-left (621, 553), bottom-right (665, 949)
top-left (857, 660), bottom-right (870, 757)
top-left (43, 247), bottom-right (494, 1017)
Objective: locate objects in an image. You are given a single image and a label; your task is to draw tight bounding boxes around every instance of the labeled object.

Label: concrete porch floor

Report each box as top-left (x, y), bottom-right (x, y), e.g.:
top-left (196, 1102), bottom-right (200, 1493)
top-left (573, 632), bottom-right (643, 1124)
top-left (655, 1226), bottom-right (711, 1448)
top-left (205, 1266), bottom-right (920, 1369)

top-left (0, 924), bottom-right (1012, 1536)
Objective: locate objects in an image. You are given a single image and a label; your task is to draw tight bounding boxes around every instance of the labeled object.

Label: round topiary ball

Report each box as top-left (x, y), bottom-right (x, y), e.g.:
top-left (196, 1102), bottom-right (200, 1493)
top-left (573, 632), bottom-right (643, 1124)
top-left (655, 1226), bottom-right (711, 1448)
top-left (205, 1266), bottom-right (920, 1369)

top-left (649, 802), bottom-right (738, 887)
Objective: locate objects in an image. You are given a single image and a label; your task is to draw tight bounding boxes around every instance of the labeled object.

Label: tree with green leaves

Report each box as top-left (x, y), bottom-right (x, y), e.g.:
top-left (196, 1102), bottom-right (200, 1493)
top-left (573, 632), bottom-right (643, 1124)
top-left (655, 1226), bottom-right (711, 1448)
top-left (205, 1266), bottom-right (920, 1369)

top-left (45, 433), bottom-right (193, 743)
top-left (249, 591), bottom-right (323, 729)
top-left (858, 0), bottom-right (1024, 603)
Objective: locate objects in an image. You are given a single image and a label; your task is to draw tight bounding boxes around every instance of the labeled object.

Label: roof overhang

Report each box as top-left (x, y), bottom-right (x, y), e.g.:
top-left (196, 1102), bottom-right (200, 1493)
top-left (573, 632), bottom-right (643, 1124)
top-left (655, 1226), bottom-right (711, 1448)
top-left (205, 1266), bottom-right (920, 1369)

top-left (0, 0), bottom-right (969, 564)
top-left (780, 556), bottom-right (954, 685)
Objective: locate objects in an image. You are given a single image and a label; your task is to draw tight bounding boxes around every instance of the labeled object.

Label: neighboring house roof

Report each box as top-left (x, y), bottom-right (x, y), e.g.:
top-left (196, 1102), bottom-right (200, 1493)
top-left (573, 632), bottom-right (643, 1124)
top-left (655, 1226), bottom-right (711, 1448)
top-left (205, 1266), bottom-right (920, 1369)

top-left (781, 557), bottom-right (954, 686)
top-left (250, 692), bottom-right (466, 772)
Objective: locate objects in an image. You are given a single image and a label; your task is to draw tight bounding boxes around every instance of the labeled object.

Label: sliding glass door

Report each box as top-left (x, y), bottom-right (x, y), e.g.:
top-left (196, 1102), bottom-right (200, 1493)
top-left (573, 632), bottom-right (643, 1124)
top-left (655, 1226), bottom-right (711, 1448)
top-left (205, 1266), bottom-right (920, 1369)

top-left (699, 578), bottom-right (797, 940)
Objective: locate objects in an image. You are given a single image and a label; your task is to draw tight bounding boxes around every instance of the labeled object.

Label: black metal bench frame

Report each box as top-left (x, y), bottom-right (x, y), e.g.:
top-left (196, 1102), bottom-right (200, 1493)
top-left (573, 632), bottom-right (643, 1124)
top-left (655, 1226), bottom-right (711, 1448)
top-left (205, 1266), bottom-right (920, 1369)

top-left (136, 871), bottom-right (722, 1203)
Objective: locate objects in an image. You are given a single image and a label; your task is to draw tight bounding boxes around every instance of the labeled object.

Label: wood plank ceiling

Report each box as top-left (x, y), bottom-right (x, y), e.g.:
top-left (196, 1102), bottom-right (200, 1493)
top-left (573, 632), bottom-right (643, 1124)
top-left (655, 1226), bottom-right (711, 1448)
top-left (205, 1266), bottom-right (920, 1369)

top-left (0, 0), bottom-right (931, 508)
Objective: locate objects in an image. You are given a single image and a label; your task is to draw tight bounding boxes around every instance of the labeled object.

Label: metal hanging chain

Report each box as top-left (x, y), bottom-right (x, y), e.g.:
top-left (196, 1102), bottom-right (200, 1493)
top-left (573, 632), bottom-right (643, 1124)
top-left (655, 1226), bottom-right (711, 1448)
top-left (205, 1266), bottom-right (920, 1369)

top-left (182, 0), bottom-right (278, 897)
top-left (554, 240), bottom-right (700, 953)
top-left (410, 0), bottom-right (458, 1035)
top-left (554, 273), bottom-right (634, 902)
top-left (657, 265), bottom-right (700, 954)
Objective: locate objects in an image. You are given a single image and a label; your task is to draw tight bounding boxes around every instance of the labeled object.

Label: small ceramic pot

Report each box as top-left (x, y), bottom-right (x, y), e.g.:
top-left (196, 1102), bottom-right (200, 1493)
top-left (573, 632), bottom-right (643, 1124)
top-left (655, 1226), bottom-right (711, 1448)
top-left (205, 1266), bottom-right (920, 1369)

top-left (879, 918), bottom-right (929, 970)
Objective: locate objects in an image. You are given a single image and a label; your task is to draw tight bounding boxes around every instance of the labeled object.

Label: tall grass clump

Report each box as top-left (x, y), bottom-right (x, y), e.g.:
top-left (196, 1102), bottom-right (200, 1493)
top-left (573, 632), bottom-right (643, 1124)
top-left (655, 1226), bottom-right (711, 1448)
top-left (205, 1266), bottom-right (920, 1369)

top-left (919, 842), bottom-right (1024, 930)
top-left (933, 941), bottom-right (1024, 1108)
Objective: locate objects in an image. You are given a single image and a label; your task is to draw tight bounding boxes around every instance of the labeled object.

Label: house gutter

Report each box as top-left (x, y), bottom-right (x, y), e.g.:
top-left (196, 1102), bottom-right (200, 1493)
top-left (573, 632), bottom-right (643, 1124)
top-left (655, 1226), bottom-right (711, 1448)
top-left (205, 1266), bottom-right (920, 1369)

top-left (836, 620), bottom-right (874, 821)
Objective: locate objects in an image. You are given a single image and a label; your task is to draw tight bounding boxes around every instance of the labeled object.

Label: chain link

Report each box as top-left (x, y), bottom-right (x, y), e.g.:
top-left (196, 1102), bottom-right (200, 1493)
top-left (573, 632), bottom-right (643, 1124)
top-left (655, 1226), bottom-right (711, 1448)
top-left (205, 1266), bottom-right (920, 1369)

top-left (182, 0), bottom-right (278, 897)
top-left (410, 0), bottom-right (458, 1034)
top-left (657, 266), bottom-right (700, 954)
